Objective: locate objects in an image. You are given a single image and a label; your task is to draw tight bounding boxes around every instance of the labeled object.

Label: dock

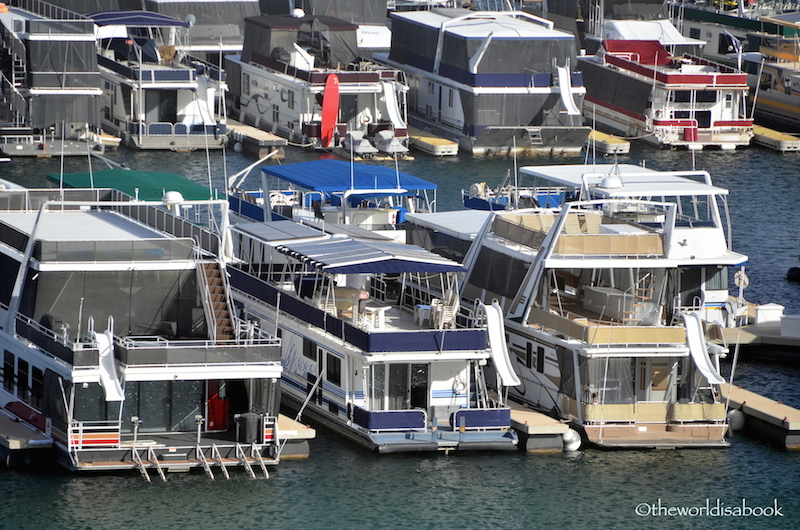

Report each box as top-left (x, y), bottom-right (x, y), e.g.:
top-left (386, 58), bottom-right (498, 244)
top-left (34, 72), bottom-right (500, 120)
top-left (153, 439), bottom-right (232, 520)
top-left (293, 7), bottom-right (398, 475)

top-left (332, 147), bottom-right (415, 161)
top-left (720, 383), bottom-right (800, 449)
top-left (587, 130), bottom-right (630, 155)
top-left (0, 409), bottom-right (52, 467)
top-left (751, 125), bottom-right (800, 152)
top-left (507, 400), bottom-right (572, 453)
top-left (277, 413), bottom-right (316, 460)
top-left (226, 118), bottom-right (287, 158)
top-left (408, 126), bottom-right (459, 156)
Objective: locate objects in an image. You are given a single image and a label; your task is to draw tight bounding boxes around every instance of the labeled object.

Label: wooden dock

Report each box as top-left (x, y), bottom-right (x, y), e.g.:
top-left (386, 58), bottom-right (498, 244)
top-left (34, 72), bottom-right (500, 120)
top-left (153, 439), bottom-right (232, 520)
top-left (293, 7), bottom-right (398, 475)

top-left (277, 413), bottom-right (316, 460)
top-left (588, 130), bottom-right (630, 155)
top-left (507, 400), bottom-right (571, 453)
top-left (752, 125), bottom-right (800, 152)
top-left (407, 126), bottom-right (459, 156)
top-left (720, 383), bottom-right (800, 449)
top-left (226, 118), bottom-right (287, 158)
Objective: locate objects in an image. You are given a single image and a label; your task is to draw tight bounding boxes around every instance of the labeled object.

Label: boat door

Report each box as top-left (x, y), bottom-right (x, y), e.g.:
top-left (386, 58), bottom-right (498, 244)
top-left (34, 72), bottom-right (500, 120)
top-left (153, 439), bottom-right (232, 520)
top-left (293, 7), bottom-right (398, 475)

top-left (206, 380), bottom-right (229, 431)
top-left (637, 359), bottom-right (675, 402)
top-left (366, 363), bottom-right (429, 410)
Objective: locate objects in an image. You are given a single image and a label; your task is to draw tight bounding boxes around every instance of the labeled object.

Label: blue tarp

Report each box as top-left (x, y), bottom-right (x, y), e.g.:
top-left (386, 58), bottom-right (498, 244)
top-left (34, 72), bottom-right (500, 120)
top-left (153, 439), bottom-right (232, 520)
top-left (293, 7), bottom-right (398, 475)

top-left (261, 159), bottom-right (437, 193)
top-left (88, 11), bottom-right (189, 28)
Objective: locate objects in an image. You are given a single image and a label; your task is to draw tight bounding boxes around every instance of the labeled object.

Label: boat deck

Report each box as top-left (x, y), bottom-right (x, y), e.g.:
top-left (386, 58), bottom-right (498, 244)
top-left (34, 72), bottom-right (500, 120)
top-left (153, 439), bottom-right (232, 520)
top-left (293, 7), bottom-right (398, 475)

top-left (588, 130), bottom-right (630, 155)
top-left (408, 126), bottom-right (459, 156)
top-left (0, 409), bottom-right (52, 461)
top-left (227, 118), bottom-right (287, 158)
top-left (752, 125), bottom-right (800, 152)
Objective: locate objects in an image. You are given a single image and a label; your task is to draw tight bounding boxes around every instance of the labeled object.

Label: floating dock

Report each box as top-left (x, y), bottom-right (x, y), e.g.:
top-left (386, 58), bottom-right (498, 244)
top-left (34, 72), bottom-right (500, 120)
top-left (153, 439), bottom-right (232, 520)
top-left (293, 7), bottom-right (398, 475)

top-left (408, 126), bottom-right (459, 156)
top-left (587, 130), bottom-right (630, 155)
top-left (332, 147), bottom-right (414, 161)
top-left (751, 125), bottom-right (800, 152)
top-left (226, 118), bottom-right (287, 158)
top-left (507, 400), bottom-right (571, 453)
top-left (277, 414), bottom-right (316, 460)
top-left (720, 383), bottom-right (800, 449)
top-left (0, 408), bottom-right (52, 467)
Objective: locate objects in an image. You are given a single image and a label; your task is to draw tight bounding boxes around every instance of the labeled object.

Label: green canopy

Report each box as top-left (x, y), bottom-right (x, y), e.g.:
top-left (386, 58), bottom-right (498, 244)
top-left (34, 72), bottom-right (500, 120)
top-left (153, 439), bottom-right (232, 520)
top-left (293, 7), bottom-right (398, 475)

top-left (46, 169), bottom-right (213, 201)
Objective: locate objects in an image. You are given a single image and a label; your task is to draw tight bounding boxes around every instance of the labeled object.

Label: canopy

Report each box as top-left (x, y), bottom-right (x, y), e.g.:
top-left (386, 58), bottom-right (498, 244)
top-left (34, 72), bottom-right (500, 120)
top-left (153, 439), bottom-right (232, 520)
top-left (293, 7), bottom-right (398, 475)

top-left (47, 169), bottom-right (213, 201)
top-left (262, 159), bottom-right (436, 205)
top-left (87, 10), bottom-right (189, 27)
top-left (276, 237), bottom-right (465, 274)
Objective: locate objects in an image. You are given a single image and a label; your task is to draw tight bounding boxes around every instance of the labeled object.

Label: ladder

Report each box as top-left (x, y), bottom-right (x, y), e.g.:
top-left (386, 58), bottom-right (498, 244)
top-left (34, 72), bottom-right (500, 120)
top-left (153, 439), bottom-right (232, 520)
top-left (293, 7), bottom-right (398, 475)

top-left (201, 262), bottom-right (234, 340)
top-left (622, 272), bottom-right (655, 325)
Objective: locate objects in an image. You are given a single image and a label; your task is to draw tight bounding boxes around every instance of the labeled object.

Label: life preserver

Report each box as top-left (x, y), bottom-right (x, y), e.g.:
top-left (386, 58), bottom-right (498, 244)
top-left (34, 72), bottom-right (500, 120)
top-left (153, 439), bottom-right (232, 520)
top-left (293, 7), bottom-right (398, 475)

top-left (452, 378), bottom-right (466, 395)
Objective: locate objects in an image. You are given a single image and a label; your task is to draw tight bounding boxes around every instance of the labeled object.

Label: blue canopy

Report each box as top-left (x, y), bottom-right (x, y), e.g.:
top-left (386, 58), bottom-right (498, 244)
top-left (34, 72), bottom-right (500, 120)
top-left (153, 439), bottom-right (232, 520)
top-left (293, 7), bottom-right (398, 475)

top-left (262, 159), bottom-right (437, 194)
top-left (88, 11), bottom-right (190, 28)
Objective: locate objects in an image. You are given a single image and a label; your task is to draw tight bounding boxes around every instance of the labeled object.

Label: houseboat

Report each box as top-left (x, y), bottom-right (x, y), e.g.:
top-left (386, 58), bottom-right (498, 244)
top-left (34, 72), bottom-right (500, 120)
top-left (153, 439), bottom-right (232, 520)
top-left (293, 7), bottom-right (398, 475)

top-left (89, 10), bottom-right (228, 150)
top-left (0, 182), bottom-right (283, 476)
top-left (225, 220), bottom-right (519, 453)
top-left (227, 158), bottom-right (437, 241)
top-left (578, 33), bottom-right (754, 149)
top-left (224, 13), bottom-right (409, 151)
top-left (409, 163), bottom-right (750, 448)
top-left (0, 1), bottom-right (104, 156)
top-left (377, 9), bottom-right (591, 156)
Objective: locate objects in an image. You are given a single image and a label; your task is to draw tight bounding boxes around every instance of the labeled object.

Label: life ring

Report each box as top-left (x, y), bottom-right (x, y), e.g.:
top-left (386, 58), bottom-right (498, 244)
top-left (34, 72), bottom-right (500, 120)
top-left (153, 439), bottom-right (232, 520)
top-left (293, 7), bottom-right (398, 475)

top-left (733, 270), bottom-right (749, 289)
top-left (452, 378), bottom-right (466, 395)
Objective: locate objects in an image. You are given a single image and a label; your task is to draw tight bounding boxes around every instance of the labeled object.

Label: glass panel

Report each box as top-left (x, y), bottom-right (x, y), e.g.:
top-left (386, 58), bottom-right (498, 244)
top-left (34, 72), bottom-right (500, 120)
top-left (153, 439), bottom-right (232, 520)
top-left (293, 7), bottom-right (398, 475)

top-left (368, 364), bottom-right (385, 411)
top-left (171, 380), bottom-right (204, 431)
top-left (137, 381), bottom-right (171, 432)
top-left (410, 364), bottom-right (428, 410)
top-left (388, 364), bottom-right (409, 411)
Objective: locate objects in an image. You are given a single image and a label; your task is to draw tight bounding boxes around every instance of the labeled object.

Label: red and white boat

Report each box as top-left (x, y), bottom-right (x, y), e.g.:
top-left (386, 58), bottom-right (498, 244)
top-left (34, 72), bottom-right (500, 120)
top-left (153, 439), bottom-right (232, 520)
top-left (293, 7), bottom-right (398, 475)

top-left (578, 37), bottom-right (754, 149)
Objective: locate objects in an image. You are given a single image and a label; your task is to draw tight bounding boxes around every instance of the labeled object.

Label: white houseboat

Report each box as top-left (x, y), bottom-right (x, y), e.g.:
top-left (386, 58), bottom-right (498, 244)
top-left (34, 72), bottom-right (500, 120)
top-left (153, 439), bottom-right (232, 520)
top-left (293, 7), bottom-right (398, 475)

top-left (225, 220), bottom-right (519, 453)
top-left (90, 10), bottom-right (228, 150)
top-left (0, 182), bottom-right (283, 476)
top-left (378, 9), bottom-right (591, 156)
top-left (408, 164), bottom-right (749, 448)
top-left (224, 13), bottom-right (409, 151)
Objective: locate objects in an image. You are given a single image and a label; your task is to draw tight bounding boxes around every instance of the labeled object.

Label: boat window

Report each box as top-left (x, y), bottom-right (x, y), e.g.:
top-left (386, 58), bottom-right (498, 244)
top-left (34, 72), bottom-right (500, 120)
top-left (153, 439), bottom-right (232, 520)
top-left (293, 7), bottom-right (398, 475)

top-left (327, 353), bottom-right (341, 387)
top-left (16, 358), bottom-right (28, 402)
top-left (30, 367), bottom-right (44, 409)
top-left (674, 91), bottom-right (692, 103)
top-left (679, 267), bottom-right (703, 307)
top-left (580, 357), bottom-right (634, 404)
top-left (525, 343), bottom-right (533, 369)
top-left (120, 380), bottom-right (203, 432)
top-left (468, 247), bottom-right (530, 300)
top-left (706, 266), bottom-right (728, 291)
top-left (388, 364), bottom-right (410, 410)
top-left (690, 28), bottom-right (701, 41)
top-left (696, 92), bottom-right (716, 103)
top-left (536, 346), bottom-right (545, 374)
top-left (303, 338), bottom-right (317, 361)
top-left (3, 351), bottom-right (14, 393)
top-left (74, 382), bottom-right (122, 423)
top-left (368, 364), bottom-right (386, 410)
top-left (0, 252), bottom-right (20, 306)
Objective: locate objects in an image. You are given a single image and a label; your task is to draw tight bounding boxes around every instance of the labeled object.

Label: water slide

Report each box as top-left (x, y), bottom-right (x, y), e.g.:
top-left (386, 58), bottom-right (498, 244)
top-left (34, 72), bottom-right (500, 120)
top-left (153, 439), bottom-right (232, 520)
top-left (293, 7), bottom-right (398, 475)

top-left (482, 301), bottom-right (521, 386)
top-left (95, 329), bottom-right (125, 401)
top-left (556, 66), bottom-right (581, 116)
top-left (382, 82), bottom-right (407, 130)
top-left (682, 312), bottom-right (725, 385)
top-left (194, 75), bottom-right (216, 125)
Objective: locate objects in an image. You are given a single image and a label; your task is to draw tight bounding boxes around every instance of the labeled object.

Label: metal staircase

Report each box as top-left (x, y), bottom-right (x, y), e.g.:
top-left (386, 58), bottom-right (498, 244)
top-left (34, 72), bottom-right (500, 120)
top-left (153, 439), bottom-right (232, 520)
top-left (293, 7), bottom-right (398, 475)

top-left (622, 272), bottom-right (655, 325)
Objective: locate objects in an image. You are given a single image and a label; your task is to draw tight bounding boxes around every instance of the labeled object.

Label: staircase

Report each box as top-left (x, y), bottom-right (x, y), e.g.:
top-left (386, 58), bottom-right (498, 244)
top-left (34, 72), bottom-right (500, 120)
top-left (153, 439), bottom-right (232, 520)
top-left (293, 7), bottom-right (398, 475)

top-left (201, 262), bottom-right (234, 341)
top-left (622, 272), bottom-right (655, 325)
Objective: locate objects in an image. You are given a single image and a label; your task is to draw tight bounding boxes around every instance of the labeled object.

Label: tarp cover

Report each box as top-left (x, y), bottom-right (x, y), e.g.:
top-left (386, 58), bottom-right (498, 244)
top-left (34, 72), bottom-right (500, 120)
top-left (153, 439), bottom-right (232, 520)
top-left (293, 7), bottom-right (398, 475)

top-left (276, 237), bottom-right (465, 274)
top-left (260, 0), bottom-right (388, 25)
top-left (241, 14), bottom-right (360, 67)
top-left (262, 159), bottom-right (437, 192)
top-left (87, 10), bottom-right (189, 27)
top-left (46, 169), bottom-right (213, 201)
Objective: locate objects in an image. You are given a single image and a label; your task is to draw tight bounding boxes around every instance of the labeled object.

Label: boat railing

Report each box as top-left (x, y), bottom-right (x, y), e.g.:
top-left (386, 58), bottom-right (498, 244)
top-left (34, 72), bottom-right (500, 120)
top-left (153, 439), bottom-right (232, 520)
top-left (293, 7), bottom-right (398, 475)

top-left (14, 312), bottom-right (100, 367)
top-left (114, 332), bottom-right (281, 366)
top-left (126, 122), bottom-right (225, 138)
top-left (349, 404), bottom-right (427, 432)
top-left (451, 407), bottom-right (512, 431)
top-left (69, 419), bottom-right (122, 450)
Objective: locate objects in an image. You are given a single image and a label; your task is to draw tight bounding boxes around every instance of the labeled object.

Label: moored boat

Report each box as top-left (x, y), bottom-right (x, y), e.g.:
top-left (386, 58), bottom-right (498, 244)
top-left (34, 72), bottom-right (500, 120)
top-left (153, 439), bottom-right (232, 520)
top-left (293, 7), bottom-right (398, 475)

top-left (225, 220), bottom-right (519, 453)
top-left (408, 163), bottom-right (750, 448)
top-left (0, 181), bottom-right (283, 476)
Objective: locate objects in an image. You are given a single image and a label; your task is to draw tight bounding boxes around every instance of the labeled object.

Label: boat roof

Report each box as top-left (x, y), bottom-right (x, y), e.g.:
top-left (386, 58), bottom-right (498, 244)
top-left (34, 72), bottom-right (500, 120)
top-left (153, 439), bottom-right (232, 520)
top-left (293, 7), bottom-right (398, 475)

top-left (602, 19), bottom-right (705, 47)
top-left (262, 159), bottom-right (437, 193)
top-left (518, 164), bottom-right (729, 197)
top-left (0, 210), bottom-right (168, 242)
top-left (47, 169), bottom-right (213, 201)
top-left (232, 220), bottom-right (324, 242)
top-left (276, 237), bottom-right (466, 274)
top-left (87, 11), bottom-right (189, 28)
top-left (391, 9), bottom-right (572, 40)
top-left (300, 220), bottom-right (393, 241)
top-left (405, 210), bottom-right (491, 241)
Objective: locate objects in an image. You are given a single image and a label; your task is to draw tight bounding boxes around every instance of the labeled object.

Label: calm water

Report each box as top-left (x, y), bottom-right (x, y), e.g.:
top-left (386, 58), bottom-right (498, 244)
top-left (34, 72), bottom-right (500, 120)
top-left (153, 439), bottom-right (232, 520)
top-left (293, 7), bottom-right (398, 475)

top-left (1, 144), bottom-right (799, 529)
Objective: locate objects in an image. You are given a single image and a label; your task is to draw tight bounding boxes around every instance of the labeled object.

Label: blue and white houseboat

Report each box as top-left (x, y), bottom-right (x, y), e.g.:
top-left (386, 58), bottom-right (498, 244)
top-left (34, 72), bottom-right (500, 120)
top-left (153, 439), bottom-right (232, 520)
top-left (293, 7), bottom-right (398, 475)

top-left (225, 220), bottom-right (519, 453)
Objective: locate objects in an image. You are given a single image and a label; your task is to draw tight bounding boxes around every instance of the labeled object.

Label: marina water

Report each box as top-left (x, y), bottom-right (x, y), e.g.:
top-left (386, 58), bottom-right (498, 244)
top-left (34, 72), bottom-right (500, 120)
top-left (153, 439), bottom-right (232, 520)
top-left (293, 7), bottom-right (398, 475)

top-left (1, 144), bottom-right (799, 529)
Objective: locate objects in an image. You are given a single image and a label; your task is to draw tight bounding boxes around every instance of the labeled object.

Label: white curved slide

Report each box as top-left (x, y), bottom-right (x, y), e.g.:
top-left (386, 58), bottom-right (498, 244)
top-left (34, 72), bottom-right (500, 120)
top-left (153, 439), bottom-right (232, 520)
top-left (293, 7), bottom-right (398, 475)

top-left (482, 301), bottom-right (521, 386)
top-left (556, 66), bottom-right (581, 116)
top-left (682, 312), bottom-right (725, 384)
top-left (95, 329), bottom-right (125, 401)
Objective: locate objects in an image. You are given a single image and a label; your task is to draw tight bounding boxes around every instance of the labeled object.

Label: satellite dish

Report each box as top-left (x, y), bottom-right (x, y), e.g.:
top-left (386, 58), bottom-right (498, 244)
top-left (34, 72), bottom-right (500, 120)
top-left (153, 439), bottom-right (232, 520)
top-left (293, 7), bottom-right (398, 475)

top-left (185, 14), bottom-right (196, 28)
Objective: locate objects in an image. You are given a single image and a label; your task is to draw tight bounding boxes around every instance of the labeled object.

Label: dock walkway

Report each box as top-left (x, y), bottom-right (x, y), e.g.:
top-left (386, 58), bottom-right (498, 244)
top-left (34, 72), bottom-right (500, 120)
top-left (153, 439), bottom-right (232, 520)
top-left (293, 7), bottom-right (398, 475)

top-left (587, 130), bottom-right (630, 155)
top-left (507, 400), bottom-right (571, 453)
top-left (720, 383), bottom-right (800, 449)
top-left (226, 118), bottom-right (287, 158)
top-left (408, 126), bottom-right (459, 156)
top-left (752, 125), bottom-right (800, 152)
